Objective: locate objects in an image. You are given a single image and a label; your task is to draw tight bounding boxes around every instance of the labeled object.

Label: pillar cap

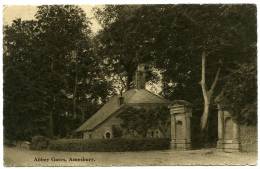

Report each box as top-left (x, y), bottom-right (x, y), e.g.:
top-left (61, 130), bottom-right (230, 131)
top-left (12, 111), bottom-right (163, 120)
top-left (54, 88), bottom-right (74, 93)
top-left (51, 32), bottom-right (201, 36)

top-left (217, 104), bottom-right (231, 111)
top-left (169, 100), bottom-right (192, 108)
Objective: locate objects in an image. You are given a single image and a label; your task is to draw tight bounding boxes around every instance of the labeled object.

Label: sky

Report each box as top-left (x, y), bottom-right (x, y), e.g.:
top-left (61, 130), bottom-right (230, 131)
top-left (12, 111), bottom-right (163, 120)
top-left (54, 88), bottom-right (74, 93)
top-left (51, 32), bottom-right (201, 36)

top-left (3, 5), bottom-right (102, 33)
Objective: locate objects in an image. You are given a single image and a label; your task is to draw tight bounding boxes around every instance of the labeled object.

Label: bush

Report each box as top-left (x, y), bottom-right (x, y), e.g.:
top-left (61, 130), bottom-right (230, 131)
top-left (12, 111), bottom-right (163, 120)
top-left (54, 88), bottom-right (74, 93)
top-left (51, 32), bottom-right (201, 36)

top-left (30, 135), bottom-right (50, 150)
top-left (49, 138), bottom-right (170, 152)
top-left (4, 138), bottom-right (16, 147)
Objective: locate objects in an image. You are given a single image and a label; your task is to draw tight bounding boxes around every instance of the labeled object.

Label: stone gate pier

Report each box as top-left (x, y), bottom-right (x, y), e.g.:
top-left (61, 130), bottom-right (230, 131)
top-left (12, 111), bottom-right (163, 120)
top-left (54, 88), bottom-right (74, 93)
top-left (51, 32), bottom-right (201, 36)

top-left (217, 105), bottom-right (241, 152)
top-left (169, 100), bottom-right (192, 150)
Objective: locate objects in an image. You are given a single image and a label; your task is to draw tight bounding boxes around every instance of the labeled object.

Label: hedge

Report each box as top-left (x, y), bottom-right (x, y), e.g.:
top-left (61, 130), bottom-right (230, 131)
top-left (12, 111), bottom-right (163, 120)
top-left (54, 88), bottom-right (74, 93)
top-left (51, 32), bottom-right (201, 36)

top-left (30, 135), bottom-right (50, 150)
top-left (48, 138), bottom-right (170, 152)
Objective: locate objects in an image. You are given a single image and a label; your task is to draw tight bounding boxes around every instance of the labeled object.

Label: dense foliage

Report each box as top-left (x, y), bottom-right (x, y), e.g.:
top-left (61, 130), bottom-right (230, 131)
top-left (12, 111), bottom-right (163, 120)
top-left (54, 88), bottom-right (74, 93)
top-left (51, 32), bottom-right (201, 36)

top-left (48, 138), bottom-right (170, 152)
top-left (3, 5), bottom-right (113, 140)
top-left (119, 106), bottom-right (170, 137)
top-left (221, 63), bottom-right (257, 125)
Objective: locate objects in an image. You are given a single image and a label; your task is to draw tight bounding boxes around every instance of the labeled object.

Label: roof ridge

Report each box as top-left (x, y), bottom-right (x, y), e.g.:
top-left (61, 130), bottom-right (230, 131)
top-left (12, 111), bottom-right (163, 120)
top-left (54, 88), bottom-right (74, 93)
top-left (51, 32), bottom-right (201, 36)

top-left (143, 88), bottom-right (160, 96)
top-left (143, 89), bottom-right (170, 102)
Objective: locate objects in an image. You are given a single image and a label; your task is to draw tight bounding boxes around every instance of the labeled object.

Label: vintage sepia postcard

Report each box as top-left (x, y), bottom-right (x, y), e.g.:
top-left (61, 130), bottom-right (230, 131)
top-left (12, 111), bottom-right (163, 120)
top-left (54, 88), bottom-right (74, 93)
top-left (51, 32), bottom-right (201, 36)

top-left (2, 1), bottom-right (258, 167)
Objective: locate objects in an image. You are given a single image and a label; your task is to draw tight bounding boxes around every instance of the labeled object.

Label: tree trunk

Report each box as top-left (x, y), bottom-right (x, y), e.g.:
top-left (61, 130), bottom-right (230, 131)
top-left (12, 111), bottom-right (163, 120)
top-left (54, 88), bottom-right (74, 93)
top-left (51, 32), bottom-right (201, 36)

top-left (200, 51), bottom-right (221, 132)
top-left (49, 95), bottom-right (55, 138)
top-left (49, 113), bottom-right (53, 137)
top-left (200, 51), bottom-right (209, 131)
top-left (49, 59), bottom-right (54, 138)
top-left (72, 51), bottom-right (78, 119)
top-left (201, 101), bottom-right (210, 131)
top-left (72, 73), bottom-right (78, 119)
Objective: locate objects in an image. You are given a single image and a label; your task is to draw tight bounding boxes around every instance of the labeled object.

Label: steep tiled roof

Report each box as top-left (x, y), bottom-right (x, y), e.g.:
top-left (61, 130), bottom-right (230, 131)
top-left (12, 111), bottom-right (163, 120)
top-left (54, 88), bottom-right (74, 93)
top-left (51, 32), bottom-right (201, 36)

top-left (75, 89), bottom-right (170, 132)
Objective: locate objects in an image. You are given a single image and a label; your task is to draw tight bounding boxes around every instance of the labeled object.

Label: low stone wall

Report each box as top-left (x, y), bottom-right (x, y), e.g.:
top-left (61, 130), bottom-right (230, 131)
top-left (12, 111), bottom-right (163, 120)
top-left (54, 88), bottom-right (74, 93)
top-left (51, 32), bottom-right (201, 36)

top-left (240, 125), bottom-right (257, 152)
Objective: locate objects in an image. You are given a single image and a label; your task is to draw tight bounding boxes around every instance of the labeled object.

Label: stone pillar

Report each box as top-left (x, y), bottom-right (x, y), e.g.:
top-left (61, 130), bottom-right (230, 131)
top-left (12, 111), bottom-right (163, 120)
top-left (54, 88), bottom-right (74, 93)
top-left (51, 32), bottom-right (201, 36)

top-left (169, 100), bottom-right (192, 150)
top-left (217, 105), bottom-right (241, 152)
top-left (217, 104), bottom-right (224, 149)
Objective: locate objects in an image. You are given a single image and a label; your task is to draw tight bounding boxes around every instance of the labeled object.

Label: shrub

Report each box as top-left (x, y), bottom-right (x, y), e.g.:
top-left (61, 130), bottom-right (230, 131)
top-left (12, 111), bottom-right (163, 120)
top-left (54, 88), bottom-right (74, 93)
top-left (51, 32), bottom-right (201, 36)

top-left (48, 138), bottom-right (170, 152)
top-left (4, 138), bottom-right (16, 147)
top-left (30, 135), bottom-right (50, 150)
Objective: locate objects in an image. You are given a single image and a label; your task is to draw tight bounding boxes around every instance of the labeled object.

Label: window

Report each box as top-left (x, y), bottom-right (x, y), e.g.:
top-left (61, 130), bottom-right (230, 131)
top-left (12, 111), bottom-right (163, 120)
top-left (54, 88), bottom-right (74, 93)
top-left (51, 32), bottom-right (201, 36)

top-left (105, 132), bottom-right (111, 139)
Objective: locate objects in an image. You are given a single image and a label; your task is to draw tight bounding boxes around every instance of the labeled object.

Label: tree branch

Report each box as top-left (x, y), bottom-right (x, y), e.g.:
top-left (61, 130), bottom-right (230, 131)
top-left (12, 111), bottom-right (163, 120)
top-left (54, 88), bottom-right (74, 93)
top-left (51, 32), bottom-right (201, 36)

top-left (214, 88), bottom-right (224, 104)
top-left (209, 66), bottom-right (221, 95)
top-left (201, 51), bottom-right (208, 101)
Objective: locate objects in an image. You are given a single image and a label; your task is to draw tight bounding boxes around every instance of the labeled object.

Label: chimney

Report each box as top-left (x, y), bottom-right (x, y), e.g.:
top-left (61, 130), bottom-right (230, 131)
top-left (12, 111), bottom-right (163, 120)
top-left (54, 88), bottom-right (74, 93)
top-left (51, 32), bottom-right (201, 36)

top-left (134, 64), bottom-right (146, 89)
top-left (118, 96), bottom-right (124, 105)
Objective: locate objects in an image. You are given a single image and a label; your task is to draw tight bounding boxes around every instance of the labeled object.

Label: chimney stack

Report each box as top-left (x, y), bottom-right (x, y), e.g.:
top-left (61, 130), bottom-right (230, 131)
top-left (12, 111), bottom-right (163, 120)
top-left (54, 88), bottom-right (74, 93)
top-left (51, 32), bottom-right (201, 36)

top-left (118, 96), bottom-right (124, 105)
top-left (134, 64), bottom-right (146, 89)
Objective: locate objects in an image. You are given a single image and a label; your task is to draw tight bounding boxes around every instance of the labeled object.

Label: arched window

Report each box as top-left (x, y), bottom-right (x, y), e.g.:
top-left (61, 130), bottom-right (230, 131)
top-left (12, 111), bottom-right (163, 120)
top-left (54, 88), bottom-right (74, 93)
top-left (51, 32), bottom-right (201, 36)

top-left (105, 132), bottom-right (111, 139)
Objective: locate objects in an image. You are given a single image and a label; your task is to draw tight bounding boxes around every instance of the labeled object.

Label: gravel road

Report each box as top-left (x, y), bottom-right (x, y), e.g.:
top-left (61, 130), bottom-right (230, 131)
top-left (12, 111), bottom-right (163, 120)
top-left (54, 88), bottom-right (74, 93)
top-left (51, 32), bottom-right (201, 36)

top-left (4, 146), bottom-right (257, 166)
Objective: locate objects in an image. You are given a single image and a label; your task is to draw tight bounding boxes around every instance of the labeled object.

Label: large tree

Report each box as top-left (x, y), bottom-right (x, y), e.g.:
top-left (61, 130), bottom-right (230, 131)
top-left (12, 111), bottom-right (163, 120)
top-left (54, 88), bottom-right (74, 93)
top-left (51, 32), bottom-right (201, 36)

top-left (3, 19), bottom-right (50, 140)
top-left (94, 5), bottom-right (257, 137)
top-left (94, 5), bottom-right (161, 91)
top-left (35, 5), bottom-right (114, 137)
top-left (3, 5), bottom-right (114, 140)
top-left (164, 5), bottom-right (257, 131)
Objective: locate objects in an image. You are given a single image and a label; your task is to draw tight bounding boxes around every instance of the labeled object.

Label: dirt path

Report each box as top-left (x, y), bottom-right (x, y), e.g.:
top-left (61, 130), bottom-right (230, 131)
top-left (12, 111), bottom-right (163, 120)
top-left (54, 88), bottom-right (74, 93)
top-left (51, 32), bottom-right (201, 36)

top-left (4, 147), bottom-right (257, 166)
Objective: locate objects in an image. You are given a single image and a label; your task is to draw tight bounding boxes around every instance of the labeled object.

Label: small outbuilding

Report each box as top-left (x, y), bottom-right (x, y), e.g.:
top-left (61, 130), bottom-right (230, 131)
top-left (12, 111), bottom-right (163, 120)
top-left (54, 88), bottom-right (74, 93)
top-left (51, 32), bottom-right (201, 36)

top-left (76, 64), bottom-right (171, 139)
